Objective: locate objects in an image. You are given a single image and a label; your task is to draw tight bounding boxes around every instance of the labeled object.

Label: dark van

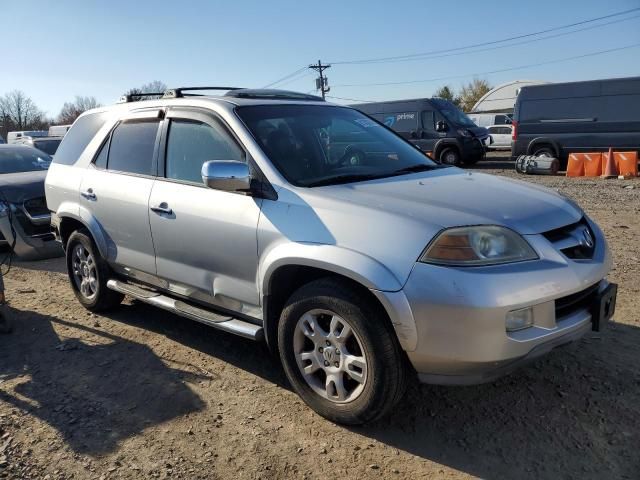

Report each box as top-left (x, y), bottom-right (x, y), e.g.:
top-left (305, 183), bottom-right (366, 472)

top-left (352, 98), bottom-right (490, 165)
top-left (512, 76), bottom-right (640, 165)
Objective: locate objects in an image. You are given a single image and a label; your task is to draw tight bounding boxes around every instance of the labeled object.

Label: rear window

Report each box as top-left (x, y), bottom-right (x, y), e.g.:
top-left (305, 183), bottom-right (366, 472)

top-left (52, 112), bottom-right (109, 165)
top-left (33, 139), bottom-right (62, 155)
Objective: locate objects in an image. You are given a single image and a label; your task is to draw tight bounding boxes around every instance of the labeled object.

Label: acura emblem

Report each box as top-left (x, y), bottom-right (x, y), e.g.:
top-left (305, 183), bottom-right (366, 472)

top-left (579, 228), bottom-right (594, 249)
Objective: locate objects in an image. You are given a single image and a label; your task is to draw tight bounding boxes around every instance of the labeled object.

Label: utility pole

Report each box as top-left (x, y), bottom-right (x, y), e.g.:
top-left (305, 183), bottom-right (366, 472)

top-left (309, 60), bottom-right (331, 99)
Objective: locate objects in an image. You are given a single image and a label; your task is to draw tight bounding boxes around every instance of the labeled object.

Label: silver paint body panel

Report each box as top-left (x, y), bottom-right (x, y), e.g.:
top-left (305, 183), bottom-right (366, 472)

top-left (45, 96), bottom-right (613, 384)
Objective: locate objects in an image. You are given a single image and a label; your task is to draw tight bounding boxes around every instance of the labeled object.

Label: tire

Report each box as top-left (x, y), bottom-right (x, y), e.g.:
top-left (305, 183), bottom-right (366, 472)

top-left (531, 144), bottom-right (555, 158)
top-left (277, 278), bottom-right (407, 425)
top-left (66, 229), bottom-right (123, 311)
top-left (439, 147), bottom-right (461, 166)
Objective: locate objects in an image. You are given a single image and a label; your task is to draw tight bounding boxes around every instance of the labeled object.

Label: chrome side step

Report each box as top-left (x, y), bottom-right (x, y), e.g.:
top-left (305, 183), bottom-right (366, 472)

top-left (106, 279), bottom-right (264, 341)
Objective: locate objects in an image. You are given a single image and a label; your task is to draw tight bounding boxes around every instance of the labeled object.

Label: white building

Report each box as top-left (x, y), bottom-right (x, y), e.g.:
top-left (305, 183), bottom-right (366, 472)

top-left (471, 80), bottom-right (549, 113)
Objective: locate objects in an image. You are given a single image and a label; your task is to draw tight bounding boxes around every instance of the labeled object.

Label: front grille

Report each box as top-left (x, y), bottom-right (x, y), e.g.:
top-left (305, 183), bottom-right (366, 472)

top-left (23, 197), bottom-right (49, 217)
top-left (555, 283), bottom-right (599, 319)
top-left (542, 217), bottom-right (596, 260)
top-left (14, 209), bottom-right (53, 237)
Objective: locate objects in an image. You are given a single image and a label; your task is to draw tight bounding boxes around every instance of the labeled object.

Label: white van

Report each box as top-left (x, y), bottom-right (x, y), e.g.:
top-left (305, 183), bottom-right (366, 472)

top-left (48, 125), bottom-right (72, 137)
top-left (7, 130), bottom-right (48, 144)
top-left (467, 113), bottom-right (512, 128)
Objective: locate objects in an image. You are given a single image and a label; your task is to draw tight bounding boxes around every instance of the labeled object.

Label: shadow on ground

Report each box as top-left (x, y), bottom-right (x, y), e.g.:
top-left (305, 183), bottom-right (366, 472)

top-left (1, 282), bottom-right (638, 478)
top-left (0, 302), bottom-right (284, 456)
top-left (355, 322), bottom-right (640, 479)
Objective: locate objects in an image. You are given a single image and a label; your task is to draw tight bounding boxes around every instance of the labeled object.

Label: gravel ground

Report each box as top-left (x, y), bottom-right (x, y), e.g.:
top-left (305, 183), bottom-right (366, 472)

top-left (1, 152), bottom-right (639, 480)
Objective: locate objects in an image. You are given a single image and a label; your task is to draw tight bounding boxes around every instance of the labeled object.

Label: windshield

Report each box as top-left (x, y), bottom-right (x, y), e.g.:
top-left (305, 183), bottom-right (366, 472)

top-left (237, 105), bottom-right (440, 187)
top-left (431, 99), bottom-right (477, 128)
top-left (33, 139), bottom-right (62, 155)
top-left (0, 147), bottom-right (52, 173)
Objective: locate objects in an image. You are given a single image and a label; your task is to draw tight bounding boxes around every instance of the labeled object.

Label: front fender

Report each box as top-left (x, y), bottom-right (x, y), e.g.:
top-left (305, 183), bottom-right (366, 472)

top-left (259, 242), bottom-right (417, 351)
top-left (259, 242), bottom-right (403, 295)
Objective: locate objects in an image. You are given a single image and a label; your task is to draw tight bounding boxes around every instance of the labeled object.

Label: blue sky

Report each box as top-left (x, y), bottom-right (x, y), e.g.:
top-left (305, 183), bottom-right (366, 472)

top-left (2, 0), bottom-right (639, 117)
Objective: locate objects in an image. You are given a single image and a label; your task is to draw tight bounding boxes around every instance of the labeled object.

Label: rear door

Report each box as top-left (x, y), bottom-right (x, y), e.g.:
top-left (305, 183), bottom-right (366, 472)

top-left (79, 110), bottom-right (162, 275)
top-left (148, 107), bottom-right (262, 315)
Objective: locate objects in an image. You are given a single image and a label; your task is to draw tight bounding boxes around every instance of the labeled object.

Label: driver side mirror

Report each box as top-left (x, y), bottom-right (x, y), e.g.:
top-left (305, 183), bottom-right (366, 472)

top-left (201, 160), bottom-right (251, 193)
top-left (435, 121), bottom-right (448, 132)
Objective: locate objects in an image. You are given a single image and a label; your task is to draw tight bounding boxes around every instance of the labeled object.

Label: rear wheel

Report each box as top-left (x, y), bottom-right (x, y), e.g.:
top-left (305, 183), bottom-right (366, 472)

top-left (278, 278), bottom-right (407, 425)
top-left (531, 144), bottom-right (555, 158)
top-left (66, 229), bottom-right (123, 311)
top-left (439, 147), bottom-right (461, 166)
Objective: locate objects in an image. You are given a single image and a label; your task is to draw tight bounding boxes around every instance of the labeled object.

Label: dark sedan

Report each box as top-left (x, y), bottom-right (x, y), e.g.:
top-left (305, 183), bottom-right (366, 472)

top-left (0, 145), bottom-right (63, 259)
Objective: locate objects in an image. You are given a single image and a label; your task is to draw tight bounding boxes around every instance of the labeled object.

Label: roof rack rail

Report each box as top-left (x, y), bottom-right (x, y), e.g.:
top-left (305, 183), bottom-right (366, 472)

top-left (224, 89), bottom-right (325, 102)
top-left (117, 92), bottom-right (165, 104)
top-left (162, 86), bottom-right (243, 99)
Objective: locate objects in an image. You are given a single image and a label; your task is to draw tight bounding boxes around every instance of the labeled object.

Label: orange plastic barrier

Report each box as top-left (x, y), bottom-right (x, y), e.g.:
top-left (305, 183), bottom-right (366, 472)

top-left (613, 151), bottom-right (638, 177)
top-left (582, 153), bottom-right (602, 177)
top-left (566, 153), bottom-right (585, 177)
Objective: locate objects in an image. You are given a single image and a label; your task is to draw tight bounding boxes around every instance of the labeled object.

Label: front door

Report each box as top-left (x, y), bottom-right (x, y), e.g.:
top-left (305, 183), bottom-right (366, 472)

top-left (79, 113), bottom-right (162, 275)
top-left (148, 108), bottom-right (263, 317)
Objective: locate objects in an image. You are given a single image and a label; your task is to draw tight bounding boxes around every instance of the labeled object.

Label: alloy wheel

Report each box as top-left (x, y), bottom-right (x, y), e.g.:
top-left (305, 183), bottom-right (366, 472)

top-left (72, 244), bottom-right (98, 300)
top-left (293, 309), bottom-right (368, 403)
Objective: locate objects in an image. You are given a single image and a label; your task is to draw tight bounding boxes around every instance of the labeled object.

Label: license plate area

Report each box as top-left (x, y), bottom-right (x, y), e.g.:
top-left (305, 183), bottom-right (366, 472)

top-left (591, 283), bottom-right (617, 332)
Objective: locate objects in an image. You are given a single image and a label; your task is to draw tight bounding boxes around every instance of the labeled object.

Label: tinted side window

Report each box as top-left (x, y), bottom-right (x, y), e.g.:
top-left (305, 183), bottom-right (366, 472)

top-left (93, 138), bottom-right (109, 169)
top-left (166, 119), bottom-right (244, 183)
top-left (107, 121), bottom-right (159, 175)
top-left (52, 112), bottom-right (108, 165)
top-left (382, 112), bottom-right (418, 132)
top-left (421, 111), bottom-right (435, 131)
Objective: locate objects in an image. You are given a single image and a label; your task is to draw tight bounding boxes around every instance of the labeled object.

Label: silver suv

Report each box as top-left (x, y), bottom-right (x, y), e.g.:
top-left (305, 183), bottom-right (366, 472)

top-left (45, 88), bottom-right (617, 424)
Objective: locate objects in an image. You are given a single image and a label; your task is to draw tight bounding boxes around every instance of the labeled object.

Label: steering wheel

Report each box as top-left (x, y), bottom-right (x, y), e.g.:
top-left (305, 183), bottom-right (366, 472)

top-left (338, 145), bottom-right (366, 167)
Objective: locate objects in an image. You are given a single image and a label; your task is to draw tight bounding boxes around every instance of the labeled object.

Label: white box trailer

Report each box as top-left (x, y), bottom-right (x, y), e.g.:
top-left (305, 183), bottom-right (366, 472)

top-left (48, 125), bottom-right (71, 137)
top-left (7, 130), bottom-right (48, 144)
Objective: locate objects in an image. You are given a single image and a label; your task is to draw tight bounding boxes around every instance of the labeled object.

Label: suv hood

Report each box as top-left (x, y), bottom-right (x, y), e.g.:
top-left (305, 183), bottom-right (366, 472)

top-left (304, 168), bottom-right (581, 235)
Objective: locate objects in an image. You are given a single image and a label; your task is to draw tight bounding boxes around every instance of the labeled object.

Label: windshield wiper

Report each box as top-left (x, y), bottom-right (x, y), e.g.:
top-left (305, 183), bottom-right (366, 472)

top-left (305, 173), bottom-right (383, 187)
top-left (390, 163), bottom-right (448, 176)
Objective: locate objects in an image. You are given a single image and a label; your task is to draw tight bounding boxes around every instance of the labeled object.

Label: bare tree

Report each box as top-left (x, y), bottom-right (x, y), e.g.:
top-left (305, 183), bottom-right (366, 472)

top-left (458, 78), bottom-right (492, 112)
top-left (57, 96), bottom-right (101, 124)
top-left (124, 80), bottom-right (167, 101)
top-left (0, 90), bottom-right (46, 133)
top-left (433, 85), bottom-right (461, 107)
top-left (140, 81), bottom-right (167, 94)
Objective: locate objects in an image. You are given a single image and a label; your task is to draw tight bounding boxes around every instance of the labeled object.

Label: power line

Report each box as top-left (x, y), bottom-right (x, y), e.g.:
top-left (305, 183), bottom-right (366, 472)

top-left (262, 67), bottom-right (307, 88)
top-left (326, 95), bottom-right (375, 103)
top-left (329, 7), bottom-right (640, 65)
top-left (335, 13), bottom-right (640, 66)
top-left (331, 43), bottom-right (640, 88)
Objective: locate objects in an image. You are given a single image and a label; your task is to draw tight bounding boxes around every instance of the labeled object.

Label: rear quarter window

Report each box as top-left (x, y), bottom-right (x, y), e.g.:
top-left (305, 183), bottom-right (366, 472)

top-left (52, 112), bottom-right (109, 165)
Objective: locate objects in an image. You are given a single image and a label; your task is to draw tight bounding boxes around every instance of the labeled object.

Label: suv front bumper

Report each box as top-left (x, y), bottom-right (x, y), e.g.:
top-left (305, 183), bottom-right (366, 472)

top-left (380, 222), bottom-right (613, 385)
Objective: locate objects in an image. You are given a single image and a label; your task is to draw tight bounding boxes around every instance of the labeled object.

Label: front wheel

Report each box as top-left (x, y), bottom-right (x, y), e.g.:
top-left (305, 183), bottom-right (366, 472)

top-left (66, 229), bottom-right (123, 311)
top-left (439, 147), bottom-right (461, 166)
top-left (278, 278), bottom-right (407, 425)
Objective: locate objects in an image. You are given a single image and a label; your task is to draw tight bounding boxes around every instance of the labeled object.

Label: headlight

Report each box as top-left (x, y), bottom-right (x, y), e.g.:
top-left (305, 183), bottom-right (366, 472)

top-left (457, 129), bottom-right (472, 137)
top-left (420, 226), bottom-right (538, 266)
top-left (0, 201), bottom-right (8, 217)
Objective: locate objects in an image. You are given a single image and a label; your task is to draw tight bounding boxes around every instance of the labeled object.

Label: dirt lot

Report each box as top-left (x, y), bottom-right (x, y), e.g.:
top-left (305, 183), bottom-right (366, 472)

top-left (1, 153), bottom-right (639, 480)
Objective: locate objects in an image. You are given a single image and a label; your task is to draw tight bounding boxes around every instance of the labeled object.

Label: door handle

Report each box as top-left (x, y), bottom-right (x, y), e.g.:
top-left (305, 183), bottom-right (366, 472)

top-left (150, 203), bottom-right (173, 215)
top-left (81, 189), bottom-right (96, 200)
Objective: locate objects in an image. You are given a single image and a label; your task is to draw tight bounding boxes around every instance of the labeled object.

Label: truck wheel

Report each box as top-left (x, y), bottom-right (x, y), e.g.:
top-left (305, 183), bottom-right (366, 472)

top-left (532, 144), bottom-right (555, 158)
top-left (439, 147), bottom-right (461, 166)
top-left (66, 229), bottom-right (123, 311)
top-left (278, 278), bottom-right (407, 425)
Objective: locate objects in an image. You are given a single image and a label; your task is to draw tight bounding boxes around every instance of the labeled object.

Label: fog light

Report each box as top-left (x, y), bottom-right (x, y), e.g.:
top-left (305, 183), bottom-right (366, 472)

top-left (506, 307), bottom-right (534, 332)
